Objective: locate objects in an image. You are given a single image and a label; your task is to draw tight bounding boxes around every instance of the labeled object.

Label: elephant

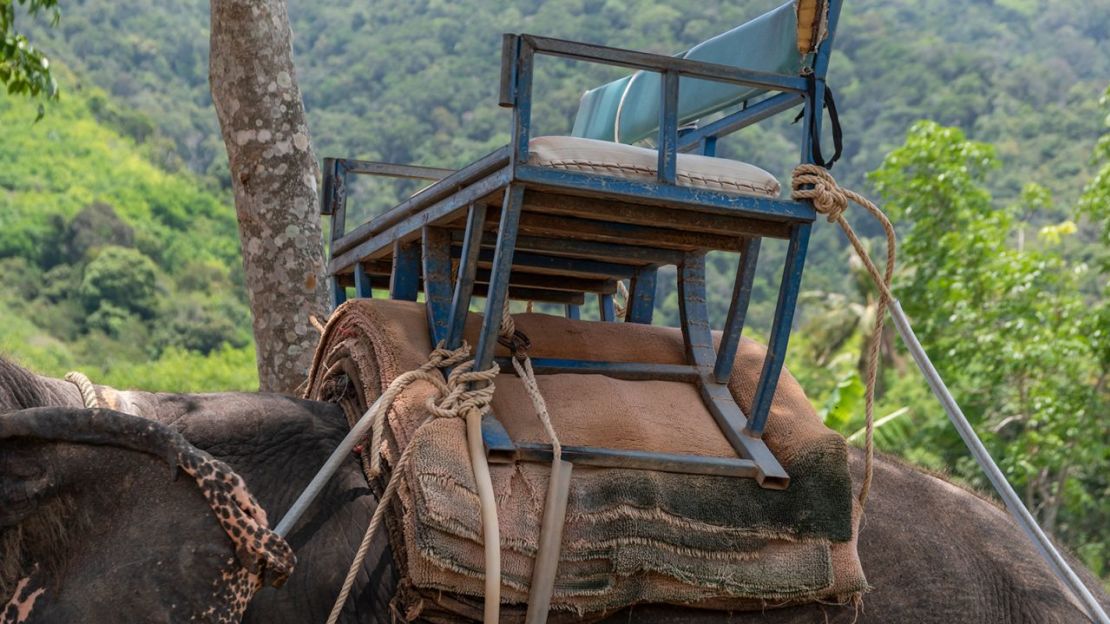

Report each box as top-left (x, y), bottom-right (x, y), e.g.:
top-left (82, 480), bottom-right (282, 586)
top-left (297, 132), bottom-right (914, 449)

top-left (1, 357), bottom-right (1107, 623)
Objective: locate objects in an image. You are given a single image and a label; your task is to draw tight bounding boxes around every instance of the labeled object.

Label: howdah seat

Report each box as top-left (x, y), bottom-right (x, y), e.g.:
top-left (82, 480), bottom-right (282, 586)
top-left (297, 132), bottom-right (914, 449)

top-left (320, 0), bottom-right (844, 489)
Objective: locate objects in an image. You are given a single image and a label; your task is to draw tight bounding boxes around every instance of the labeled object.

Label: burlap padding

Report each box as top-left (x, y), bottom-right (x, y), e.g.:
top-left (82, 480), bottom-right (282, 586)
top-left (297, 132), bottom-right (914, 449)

top-left (303, 299), bottom-right (866, 620)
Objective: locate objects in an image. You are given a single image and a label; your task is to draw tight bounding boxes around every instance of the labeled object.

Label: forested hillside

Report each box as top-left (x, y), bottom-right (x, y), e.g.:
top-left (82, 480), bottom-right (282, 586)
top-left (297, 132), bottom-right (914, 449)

top-left (16, 0), bottom-right (1109, 330)
top-left (22, 0), bottom-right (1110, 201)
top-left (1, 0), bottom-right (1107, 582)
top-left (0, 76), bottom-right (257, 390)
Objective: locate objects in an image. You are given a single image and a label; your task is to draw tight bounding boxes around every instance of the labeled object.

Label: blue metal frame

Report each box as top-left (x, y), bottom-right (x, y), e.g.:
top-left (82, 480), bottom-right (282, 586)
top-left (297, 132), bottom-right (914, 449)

top-left (317, 0), bottom-right (845, 488)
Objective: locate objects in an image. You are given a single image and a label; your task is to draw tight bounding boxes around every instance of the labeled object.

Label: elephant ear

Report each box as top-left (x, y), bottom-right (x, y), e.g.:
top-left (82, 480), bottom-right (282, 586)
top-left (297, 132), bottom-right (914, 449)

top-left (0, 445), bottom-right (52, 527)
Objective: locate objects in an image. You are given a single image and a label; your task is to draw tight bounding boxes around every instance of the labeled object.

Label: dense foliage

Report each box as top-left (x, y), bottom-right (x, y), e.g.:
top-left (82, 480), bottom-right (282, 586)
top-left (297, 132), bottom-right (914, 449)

top-left (0, 82), bottom-right (256, 390)
top-left (1, 0), bottom-right (58, 118)
top-left (0, 0), bottom-right (1106, 583)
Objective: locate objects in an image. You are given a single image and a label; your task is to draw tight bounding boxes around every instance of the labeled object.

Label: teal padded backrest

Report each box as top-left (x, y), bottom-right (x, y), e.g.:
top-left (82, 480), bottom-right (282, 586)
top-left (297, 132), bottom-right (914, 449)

top-left (571, 1), bottom-right (809, 144)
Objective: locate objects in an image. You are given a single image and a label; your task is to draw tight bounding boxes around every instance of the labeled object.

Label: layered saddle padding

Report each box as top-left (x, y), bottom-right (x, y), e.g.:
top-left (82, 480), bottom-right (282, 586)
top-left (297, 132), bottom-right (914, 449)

top-left (304, 299), bottom-right (866, 621)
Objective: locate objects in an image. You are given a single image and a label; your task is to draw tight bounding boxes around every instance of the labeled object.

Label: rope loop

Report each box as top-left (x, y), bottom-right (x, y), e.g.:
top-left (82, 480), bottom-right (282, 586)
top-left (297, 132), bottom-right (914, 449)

top-left (792, 164), bottom-right (849, 223)
top-left (791, 164), bottom-right (898, 508)
top-left (329, 303), bottom-right (560, 624)
top-left (65, 371), bottom-right (100, 409)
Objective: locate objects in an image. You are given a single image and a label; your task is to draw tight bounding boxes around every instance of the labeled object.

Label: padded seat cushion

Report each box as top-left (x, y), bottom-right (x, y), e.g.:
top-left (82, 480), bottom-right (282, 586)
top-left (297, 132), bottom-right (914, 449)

top-left (528, 135), bottom-right (781, 198)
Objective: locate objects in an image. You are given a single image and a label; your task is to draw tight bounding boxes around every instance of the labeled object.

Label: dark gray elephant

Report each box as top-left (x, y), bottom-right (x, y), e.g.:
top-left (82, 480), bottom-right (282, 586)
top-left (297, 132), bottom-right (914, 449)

top-left (1, 358), bottom-right (1107, 623)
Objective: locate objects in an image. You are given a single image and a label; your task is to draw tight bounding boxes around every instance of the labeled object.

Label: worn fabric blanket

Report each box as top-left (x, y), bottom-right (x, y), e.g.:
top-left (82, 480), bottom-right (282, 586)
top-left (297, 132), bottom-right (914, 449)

top-left (304, 299), bottom-right (866, 621)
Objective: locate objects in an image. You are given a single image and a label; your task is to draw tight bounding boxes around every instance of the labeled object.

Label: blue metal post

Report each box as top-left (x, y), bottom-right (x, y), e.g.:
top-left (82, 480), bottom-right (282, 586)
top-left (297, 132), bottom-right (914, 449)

top-left (746, 223), bottom-right (811, 436)
top-left (474, 185), bottom-right (525, 370)
top-left (713, 237), bottom-right (760, 383)
top-left (701, 135), bottom-right (718, 157)
top-left (625, 266), bottom-right (657, 324)
top-left (565, 304), bottom-right (581, 320)
top-left (389, 240), bottom-right (421, 302)
top-left (447, 203), bottom-right (488, 350)
top-left (657, 70), bottom-right (680, 183)
top-left (599, 293), bottom-right (615, 322)
top-left (353, 263), bottom-right (373, 299)
top-left (422, 227), bottom-right (453, 345)
top-left (512, 41), bottom-right (535, 164)
top-left (323, 157), bottom-right (349, 310)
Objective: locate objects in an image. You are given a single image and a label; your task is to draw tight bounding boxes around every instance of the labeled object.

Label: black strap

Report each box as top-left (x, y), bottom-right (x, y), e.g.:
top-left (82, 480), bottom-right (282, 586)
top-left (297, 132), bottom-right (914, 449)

top-left (792, 74), bottom-right (843, 169)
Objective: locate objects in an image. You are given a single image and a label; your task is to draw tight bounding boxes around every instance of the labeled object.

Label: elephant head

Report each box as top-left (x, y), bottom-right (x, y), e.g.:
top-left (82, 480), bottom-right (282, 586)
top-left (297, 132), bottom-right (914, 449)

top-left (0, 407), bottom-right (294, 623)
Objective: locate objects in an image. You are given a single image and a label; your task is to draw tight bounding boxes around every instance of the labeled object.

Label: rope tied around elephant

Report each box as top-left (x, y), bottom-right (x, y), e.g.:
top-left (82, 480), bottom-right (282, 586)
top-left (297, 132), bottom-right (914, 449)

top-left (64, 371), bottom-right (100, 409)
top-left (791, 163), bottom-right (897, 507)
top-left (327, 305), bottom-right (562, 624)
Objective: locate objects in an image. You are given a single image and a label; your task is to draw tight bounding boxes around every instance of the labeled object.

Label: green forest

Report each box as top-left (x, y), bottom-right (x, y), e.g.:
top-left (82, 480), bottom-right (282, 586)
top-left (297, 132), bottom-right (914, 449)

top-left (1, 0), bottom-right (1107, 583)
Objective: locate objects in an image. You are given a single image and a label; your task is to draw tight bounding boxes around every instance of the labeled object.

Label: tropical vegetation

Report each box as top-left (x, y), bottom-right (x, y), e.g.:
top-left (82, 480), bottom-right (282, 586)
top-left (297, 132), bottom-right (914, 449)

top-left (0, 0), bottom-right (1106, 582)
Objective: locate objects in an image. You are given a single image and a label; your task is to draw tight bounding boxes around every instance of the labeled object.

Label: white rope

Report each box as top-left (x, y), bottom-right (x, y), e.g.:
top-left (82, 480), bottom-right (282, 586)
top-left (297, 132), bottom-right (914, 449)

top-left (64, 371), bottom-right (100, 409)
top-left (322, 344), bottom-right (501, 624)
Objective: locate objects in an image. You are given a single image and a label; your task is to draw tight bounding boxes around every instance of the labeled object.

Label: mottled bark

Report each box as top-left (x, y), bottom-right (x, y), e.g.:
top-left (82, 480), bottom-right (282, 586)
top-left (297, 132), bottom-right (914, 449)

top-left (209, 0), bottom-right (327, 393)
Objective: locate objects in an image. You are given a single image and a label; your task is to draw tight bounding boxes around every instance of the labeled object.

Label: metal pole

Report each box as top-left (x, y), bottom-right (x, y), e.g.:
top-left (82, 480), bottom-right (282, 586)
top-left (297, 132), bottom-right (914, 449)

top-left (273, 396), bottom-right (384, 537)
top-left (889, 299), bottom-right (1109, 624)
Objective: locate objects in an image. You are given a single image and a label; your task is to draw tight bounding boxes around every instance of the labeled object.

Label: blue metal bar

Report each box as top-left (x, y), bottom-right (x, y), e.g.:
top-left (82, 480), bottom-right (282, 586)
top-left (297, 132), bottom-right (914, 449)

top-left (512, 39), bottom-right (535, 164)
top-left (498, 34), bottom-right (519, 107)
top-left (513, 233), bottom-right (684, 266)
top-left (811, 0), bottom-right (845, 80)
top-left (476, 186), bottom-right (525, 465)
top-left (422, 227), bottom-right (453, 345)
top-left (329, 167), bottom-right (511, 272)
top-left (475, 184), bottom-right (525, 370)
top-left (513, 442), bottom-right (759, 478)
top-left (657, 70), bottom-right (680, 184)
top-left (626, 266), bottom-right (657, 324)
top-left (481, 414), bottom-right (517, 463)
top-left (694, 380), bottom-right (789, 488)
top-left (701, 135), bottom-right (718, 157)
top-left (330, 279), bottom-right (347, 309)
top-left (519, 211), bottom-right (750, 253)
top-left (473, 283), bottom-right (586, 305)
top-left (713, 237), bottom-right (761, 383)
top-left (332, 159), bottom-right (453, 181)
top-left (389, 240), bottom-right (420, 301)
top-left (324, 157), bottom-right (349, 310)
top-left (471, 247), bottom-right (641, 280)
top-left (678, 92), bottom-right (804, 153)
top-left (320, 157), bottom-right (342, 216)
top-left (565, 304), bottom-right (581, 320)
top-left (677, 252), bottom-right (789, 488)
top-left (599, 293), bottom-right (615, 321)
top-left (446, 203), bottom-right (487, 349)
top-left (677, 252), bottom-right (716, 368)
top-left (331, 147), bottom-right (510, 257)
top-left (522, 34), bottom-right (808, 94)
top-left (746, 223), bottom-right (811, 436)
top-left (473, 268), bottom-right (614, 294)
top-left (495, 357), bottom-right (698, 382)
top-left (514, 165), bottom-right (816, 225)
top-left (353, 262), bottom-right (373, 299)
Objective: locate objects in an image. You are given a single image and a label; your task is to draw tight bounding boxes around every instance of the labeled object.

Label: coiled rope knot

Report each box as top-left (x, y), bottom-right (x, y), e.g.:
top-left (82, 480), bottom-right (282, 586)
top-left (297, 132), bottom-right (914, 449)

top-left (363, 342), bottom-right (498, 479)
top-left (791, 163), bottom-right (854, 224)
top-left (422, 354), bottom-right (500, 421)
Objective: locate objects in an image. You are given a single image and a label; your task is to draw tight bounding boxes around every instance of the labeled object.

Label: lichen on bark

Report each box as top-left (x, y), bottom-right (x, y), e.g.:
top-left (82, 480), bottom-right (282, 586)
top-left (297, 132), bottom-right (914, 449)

top-left (209, 0), bottom-right (327, 393)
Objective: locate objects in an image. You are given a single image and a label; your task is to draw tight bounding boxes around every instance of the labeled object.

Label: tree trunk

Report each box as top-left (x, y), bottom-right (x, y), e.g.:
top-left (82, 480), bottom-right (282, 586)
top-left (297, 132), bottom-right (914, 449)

top-left (209, 0), bottom-right (327, 393)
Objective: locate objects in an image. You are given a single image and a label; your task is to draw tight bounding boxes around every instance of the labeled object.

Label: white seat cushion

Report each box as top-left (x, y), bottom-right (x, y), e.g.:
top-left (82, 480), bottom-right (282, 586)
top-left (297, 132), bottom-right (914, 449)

top-left (528, 135), bottom-right (780, 198)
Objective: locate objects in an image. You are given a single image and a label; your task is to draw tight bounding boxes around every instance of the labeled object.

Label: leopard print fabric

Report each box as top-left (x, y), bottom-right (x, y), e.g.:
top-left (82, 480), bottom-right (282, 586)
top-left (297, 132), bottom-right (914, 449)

top-left (1, 410), bottom-right (296, 624)
top-left (175, 446), bottom-right (296, 622)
